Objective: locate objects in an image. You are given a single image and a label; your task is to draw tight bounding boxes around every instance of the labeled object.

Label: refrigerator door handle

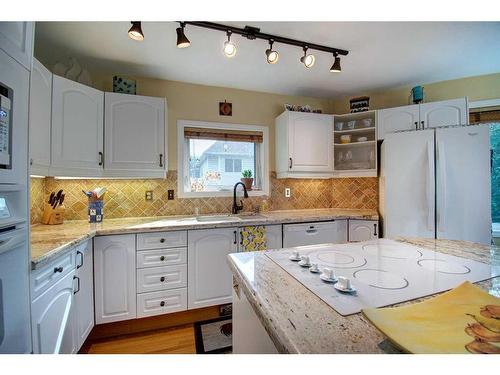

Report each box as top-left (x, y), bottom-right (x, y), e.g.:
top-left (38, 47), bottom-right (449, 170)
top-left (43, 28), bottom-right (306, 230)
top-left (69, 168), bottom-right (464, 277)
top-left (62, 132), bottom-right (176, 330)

top-left (437, 140), bottom-right (447, 232)
top-left (426, 140), bottom-right (434, 232)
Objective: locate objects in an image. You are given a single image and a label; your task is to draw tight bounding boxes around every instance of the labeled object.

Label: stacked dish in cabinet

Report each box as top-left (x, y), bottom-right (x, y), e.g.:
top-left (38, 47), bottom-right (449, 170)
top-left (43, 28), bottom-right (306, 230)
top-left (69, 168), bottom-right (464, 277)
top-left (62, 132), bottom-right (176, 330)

top-left (333, 111), bottom-right (377, 177)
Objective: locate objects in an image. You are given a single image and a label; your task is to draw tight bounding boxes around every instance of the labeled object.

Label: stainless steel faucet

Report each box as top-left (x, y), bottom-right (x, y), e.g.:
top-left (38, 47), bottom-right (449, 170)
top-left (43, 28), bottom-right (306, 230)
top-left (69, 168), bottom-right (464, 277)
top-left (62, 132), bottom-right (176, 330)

top-left (232, 182), bottom-right (249, 214)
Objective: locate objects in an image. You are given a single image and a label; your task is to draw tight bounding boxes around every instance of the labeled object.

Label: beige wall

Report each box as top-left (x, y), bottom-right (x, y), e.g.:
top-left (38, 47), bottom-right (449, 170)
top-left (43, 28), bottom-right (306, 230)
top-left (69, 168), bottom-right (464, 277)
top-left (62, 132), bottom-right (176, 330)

top-left (93, 75), bottom-right (332, 171)
top-left (331, 72), bottom-right (500, 114)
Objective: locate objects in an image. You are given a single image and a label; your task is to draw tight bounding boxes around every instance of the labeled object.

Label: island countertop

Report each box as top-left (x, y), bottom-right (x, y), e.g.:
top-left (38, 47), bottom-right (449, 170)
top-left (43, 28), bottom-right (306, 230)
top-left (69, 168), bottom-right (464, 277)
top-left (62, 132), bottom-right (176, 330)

top-left (31, 208), bottom-right (377, 269)
top-left (227, 238), bottom-right (500, 354)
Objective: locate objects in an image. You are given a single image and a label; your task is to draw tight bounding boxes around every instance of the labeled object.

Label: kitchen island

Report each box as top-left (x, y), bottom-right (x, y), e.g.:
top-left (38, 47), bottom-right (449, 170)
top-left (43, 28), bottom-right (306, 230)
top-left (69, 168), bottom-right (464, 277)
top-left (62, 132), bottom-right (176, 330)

top-left (227, 238), bottom-right (500, 353)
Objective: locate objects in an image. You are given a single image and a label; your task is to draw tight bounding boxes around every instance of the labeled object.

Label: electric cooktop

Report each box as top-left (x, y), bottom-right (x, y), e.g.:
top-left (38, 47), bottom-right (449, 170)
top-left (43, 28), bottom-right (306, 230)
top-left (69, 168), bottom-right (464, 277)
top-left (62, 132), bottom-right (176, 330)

top-left (266, 239), bottom-right (499, 316)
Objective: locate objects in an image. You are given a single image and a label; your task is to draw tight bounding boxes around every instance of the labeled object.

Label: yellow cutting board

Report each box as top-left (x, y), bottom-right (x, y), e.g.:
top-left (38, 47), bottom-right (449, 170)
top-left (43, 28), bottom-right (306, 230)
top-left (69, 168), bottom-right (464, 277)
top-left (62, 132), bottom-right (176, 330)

top-left (362, 281), bottom-right (500, 353)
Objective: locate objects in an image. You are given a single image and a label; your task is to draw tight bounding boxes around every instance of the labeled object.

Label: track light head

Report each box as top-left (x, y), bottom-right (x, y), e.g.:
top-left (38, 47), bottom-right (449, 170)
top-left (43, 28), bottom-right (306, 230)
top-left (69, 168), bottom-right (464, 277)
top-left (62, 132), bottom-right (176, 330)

top-left (265, 40), bottom-right (279, 64)
top-left (128, 21), bottom-right (144, 41)
top-left (330, 53), bottom-right (341, 72)
top-left (300, 46), bottom-right (315, 68)
top-left (223, 31), bottom-right (237, 58)
top-left (176, 23), bottom-right (191, 48)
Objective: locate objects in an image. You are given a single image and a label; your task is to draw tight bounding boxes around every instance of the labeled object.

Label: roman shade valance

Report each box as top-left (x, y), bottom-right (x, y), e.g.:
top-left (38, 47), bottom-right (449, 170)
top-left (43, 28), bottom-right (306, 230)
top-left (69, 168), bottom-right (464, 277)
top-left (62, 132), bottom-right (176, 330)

top-left (184, 127), bottom-right (263, 143)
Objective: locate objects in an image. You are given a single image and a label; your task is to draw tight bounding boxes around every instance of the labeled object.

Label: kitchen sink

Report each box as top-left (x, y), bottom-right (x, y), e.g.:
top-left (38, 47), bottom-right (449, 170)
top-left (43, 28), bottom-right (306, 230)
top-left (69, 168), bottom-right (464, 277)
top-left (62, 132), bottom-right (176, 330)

top-left (195, 215), bottom-right (241, 222)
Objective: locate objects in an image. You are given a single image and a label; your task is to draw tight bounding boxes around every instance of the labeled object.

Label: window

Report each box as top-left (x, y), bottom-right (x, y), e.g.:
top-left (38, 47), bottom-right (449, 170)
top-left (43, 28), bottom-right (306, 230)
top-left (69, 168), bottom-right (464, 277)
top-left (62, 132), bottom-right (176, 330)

top-left (178, 120), bottom-right (269, 197)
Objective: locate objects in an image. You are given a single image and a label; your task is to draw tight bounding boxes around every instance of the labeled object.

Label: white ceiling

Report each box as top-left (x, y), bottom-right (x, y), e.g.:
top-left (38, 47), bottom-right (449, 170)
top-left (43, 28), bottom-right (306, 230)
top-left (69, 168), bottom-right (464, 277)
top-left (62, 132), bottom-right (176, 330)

top-left (34, 21), bottom-right (500, 99)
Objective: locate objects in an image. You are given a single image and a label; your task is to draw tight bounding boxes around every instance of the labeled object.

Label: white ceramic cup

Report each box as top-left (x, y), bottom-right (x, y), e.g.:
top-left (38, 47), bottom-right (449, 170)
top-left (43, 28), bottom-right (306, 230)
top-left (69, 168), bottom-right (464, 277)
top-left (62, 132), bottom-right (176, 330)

top-left (300, 255), bottom-right (310, 264)
top-left (337, 276), bottom-right (352, 290)
top-left (322, 267), bottom-right (335, 280)
top-left (292, 250), bottom-right (300, 259)
top-left (309, 263), bottom-right (319, 272)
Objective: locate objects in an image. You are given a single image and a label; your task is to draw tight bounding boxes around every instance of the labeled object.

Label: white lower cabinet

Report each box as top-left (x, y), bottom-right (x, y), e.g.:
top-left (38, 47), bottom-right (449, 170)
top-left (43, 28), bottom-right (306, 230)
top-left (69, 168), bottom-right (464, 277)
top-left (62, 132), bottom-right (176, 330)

top-left (348, 220), bottom-right (379, 242)
top-left (137, 289), bottom-right (187, 318)
top-left (31, 269), bottom-right (76, 354)
top-left (137, 264), bottom-right (187, 293)
top-left (265, 224), bottom-right (282, 250)
top-left (94, 234), bottom-right (136, 324)
top-left (188, 227), bottom-right (238, 309)
top-left (74, 241), bottom-right (94, 349)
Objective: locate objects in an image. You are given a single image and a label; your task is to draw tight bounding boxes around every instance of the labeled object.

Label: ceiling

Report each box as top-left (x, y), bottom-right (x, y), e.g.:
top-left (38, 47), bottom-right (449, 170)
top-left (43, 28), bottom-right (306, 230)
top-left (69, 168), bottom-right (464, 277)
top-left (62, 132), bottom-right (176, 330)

top-left (34, 21), bottom-right (500, 99)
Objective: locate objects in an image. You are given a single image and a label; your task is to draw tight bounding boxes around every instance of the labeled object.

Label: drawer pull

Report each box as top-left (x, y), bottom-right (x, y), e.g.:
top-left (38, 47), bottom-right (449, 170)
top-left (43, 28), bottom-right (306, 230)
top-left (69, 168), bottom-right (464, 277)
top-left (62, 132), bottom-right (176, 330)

top-left (373, 223), bottom-right (378, 237)
top-left (54, 267), bottom-right (63, 273)
top-left (73, 276), bottom-right (80, 295)
top-left (160, 238), bottom-right (165, 243)
top-left (160, 276), bottom-right (166, 282)
top-left (160, 256), bottom-right (165, 261)
top-left (76, 250), bottom-right (84, 269)
top-left (160, 301), bottom-right (165, 307)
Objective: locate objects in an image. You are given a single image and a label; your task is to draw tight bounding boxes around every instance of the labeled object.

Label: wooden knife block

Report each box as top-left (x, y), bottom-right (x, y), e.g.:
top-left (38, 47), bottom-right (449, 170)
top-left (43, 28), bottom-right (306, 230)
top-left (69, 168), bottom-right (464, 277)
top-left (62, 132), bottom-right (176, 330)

top-left (41, 203), bottom-right (65, 225)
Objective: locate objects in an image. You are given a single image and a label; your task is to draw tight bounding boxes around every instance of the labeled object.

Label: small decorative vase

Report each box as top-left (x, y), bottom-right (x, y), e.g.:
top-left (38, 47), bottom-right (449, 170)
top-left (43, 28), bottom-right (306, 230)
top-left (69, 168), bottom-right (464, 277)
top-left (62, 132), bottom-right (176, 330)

top-left (240, 178), bottom-right (253, 191)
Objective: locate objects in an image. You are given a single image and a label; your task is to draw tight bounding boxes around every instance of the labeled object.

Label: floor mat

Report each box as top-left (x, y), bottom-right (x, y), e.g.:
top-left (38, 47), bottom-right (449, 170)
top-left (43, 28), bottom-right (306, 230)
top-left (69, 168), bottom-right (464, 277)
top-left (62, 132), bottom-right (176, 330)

top-left (194, 316), bottom-right (232, 354)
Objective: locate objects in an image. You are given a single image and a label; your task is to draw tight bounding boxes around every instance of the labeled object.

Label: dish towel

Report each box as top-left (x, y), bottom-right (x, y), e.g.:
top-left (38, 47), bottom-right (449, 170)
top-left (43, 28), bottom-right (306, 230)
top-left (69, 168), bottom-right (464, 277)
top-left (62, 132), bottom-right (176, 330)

top-left (240, 226), bottom-right (267, 252)
top-left (362, 281), bottom-right (500, 354)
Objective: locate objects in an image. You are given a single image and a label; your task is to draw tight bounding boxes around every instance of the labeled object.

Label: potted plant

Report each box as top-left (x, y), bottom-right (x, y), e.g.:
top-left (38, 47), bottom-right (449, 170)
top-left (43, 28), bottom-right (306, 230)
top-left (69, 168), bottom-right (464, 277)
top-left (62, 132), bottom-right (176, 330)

top-left (241, 169), bottom-right (254, 191)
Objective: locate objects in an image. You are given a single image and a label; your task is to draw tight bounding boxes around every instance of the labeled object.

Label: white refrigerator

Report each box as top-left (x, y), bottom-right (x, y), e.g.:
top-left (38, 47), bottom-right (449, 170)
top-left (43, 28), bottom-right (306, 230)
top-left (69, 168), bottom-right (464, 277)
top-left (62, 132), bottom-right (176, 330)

top-left (381, 125), bottom-right (491, 245)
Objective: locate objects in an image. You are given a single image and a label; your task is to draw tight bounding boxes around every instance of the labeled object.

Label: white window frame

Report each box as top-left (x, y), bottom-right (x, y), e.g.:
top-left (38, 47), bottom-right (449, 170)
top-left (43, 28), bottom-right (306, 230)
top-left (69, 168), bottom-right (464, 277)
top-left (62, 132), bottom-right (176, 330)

top-left (177, 120), bottom-right (269, 198)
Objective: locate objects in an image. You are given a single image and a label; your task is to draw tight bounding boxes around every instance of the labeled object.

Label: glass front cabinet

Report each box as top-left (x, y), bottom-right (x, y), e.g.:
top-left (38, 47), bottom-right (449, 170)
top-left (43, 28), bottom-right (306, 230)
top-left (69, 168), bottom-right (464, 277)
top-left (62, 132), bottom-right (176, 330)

top-left (333, 111), bottom-right (377, 177)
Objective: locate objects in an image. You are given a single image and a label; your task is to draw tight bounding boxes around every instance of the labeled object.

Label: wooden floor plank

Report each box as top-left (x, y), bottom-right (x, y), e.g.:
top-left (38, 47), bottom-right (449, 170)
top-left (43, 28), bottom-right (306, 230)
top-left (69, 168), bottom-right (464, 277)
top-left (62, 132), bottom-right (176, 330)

top-left (83, 324), bottom-right (197, 354)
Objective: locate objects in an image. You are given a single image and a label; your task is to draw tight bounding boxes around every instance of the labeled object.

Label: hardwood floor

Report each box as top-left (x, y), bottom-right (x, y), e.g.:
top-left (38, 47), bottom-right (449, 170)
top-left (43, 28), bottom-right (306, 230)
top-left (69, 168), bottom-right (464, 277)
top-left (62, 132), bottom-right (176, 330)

top-left (80, 324), bottom-right (197, 354)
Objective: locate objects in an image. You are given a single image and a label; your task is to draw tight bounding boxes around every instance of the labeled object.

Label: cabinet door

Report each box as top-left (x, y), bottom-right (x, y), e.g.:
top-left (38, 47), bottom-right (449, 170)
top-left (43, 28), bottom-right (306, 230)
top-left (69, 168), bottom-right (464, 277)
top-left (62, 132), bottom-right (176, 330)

top-left (188, 228), bottom-right (238, 309)
top-left (265, 225), bottom-right (282, 250)
top-left (0, 22), bottom-right (34, 70)
top-left (74, 241), bottom-right (94, 350)
top-left (377, 105), bottom-right (419, 140)
top-left (283, 220), bottom-right (347, 248)
top-left (348, 220), bottom-right (379, 242)
top-left (29, 59), bottom-right (52, 176)
top-left (94, 234), bottom-right (136, 324)
top-left (420, 98), bottom-right (468, 129)
top-left (104, 92), bottom-right (166, 177)
top-left (51, 75), bottom-right (104, 177)
top-left (288, 113), bottom-right (333, 172)
top-left (31, 270), bottom-right (75, 354)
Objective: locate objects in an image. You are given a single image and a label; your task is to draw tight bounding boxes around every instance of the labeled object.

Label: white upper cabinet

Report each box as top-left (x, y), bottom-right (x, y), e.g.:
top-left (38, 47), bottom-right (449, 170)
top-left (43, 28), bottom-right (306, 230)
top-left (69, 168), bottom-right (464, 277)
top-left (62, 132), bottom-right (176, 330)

top-left (188, 227), bottom-right (238, 309)
top-left (104, 92), bottom-right (166, 178)
top-left (0, 22), bottom-right (34, 70)
top-left (29, 59), bottom-right (52, 176)
top-left (276, 111), bottom-right (333, 178)
top-left (377, 105), bottom-right (419, 140)
top-left (50, 75), bottom-right (104, 177)
top-left (377, 98), bottom-right (468, 140)
top-left (419, 98), bottom-right (468, 128)
top-left (94, 234), bottom-right (136, 324)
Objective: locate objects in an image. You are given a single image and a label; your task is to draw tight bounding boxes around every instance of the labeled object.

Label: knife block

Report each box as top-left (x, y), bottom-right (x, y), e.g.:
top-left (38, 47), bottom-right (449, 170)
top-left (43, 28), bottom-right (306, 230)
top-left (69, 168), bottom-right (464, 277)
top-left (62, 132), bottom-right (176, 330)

top-left (41, 203), bottom-right (65, 225)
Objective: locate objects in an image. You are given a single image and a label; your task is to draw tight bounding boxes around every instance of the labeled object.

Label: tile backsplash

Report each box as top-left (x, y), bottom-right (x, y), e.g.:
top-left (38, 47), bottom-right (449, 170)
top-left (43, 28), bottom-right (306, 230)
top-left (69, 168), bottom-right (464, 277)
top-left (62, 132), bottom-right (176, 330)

top-left (29, 172), bottom-right (378, 223)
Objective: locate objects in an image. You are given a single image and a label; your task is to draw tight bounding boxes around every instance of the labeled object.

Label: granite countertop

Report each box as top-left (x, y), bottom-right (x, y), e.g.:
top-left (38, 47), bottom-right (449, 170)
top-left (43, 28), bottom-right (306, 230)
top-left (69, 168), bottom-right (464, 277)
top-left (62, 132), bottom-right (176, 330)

top-left (30, 208), bottom-right (378, 269)
top-left (227, 238), bottom-right (500, 354)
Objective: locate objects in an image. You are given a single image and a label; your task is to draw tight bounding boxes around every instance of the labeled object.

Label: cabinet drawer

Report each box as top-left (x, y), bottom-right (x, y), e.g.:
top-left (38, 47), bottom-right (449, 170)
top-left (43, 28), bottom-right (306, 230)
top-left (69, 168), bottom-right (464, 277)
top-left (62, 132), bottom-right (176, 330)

top-left (137, 231), bottom-right (187, 250)
top-left (31, 250), bottom-right (76, 300)
top-left (136, 247), bottom-right (187, 269)
top-left (137, 264), bottom-right (187, 293)
top-left (137, 288), bottom-right (187, 318)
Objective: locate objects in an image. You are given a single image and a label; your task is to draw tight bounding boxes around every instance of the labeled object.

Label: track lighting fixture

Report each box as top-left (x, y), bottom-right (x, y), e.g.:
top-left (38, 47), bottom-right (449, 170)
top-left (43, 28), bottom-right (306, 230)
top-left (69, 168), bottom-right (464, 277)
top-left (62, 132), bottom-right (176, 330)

top-left (128, 21), bottom-right (144, 41)
top-left (176, 22), bottom-right (190, 48)
top-left (300, 47), bottom-right (315, 68)
top-left (330, 52), bottom-right (341, 72)
top-left (173, 22), bottom-right (348, 72)
top-left (223, 31), bottom-right (237, 57)
top-left (265, 40), bottom-right (279, 64)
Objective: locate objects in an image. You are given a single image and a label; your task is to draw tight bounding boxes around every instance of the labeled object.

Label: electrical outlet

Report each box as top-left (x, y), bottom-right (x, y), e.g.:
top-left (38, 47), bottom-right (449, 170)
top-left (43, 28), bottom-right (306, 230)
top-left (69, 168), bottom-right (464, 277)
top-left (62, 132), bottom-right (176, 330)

top-left (145, 191), bottom-right (153, 201)
top-left (168, 190), bottom-right (174, 200)
top-left (285, 187), bottom-right (291, 198)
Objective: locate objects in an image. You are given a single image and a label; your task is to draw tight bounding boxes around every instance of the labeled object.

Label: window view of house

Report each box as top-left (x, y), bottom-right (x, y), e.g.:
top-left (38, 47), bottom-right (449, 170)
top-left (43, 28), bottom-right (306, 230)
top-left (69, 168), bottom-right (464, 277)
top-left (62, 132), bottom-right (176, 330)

top-left (188, 140), bottom-right (256, 192)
